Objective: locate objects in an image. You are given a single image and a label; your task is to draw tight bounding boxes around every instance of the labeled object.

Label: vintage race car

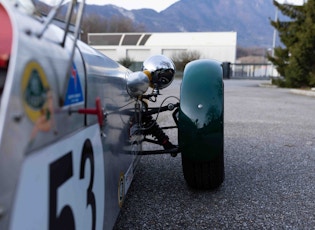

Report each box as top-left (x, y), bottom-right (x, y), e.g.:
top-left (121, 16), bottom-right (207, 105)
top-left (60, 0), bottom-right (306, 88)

top-left (0, 0), bottom-right (224, 229)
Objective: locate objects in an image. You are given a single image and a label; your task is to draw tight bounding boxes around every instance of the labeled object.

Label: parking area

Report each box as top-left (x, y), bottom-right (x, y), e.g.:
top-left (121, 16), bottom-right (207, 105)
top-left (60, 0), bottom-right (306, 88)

top-left (114, 79), bottom-right (315, 229)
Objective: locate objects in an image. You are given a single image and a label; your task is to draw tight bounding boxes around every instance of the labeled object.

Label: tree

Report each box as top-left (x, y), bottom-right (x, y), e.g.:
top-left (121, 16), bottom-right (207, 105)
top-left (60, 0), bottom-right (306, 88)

top-left (268, 0), bottom-right (315, 88)
top-left (81, 14), bottom-right (109, 42)
top-left (118, 56), bottom-right (134, 68)
top-left (171, 50), bottom-right (201, 72)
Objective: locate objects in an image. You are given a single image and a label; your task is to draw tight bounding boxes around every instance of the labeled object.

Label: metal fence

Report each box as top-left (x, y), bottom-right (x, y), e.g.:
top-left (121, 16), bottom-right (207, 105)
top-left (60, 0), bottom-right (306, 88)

top-left (224, 63), bottom-right (278, 80)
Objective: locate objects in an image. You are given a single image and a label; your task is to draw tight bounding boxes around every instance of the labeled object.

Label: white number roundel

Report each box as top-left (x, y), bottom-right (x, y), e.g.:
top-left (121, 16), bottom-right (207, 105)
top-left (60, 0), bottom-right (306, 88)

top-left (10, 125), bottom-right (105, 230)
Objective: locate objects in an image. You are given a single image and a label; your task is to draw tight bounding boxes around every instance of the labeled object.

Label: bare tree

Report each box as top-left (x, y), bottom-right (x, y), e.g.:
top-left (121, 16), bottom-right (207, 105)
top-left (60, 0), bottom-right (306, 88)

top-left (171, 50), bottom-right (201, 71)
top-left (81, 14), bottom-right (109, 42)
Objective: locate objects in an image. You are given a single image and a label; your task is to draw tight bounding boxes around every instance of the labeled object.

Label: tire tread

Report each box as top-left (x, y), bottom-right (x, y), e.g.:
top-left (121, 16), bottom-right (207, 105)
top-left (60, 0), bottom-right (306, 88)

top-left (182, 153), bottom-right (224, 190)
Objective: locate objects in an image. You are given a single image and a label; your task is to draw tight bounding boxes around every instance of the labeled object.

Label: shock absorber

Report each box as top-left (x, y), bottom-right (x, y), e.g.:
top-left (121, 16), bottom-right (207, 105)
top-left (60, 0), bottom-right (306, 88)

top-left (142, 115), bottom-right (175, 150)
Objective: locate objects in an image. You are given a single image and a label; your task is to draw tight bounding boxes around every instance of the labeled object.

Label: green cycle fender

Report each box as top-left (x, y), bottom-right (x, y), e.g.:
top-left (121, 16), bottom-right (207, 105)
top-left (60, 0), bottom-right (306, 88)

top-left (178, 59), bottom-right (224, 161)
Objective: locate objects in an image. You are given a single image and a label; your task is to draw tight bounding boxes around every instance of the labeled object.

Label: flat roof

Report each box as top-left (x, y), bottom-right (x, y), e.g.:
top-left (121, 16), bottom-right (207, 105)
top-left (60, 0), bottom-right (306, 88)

top-left (88, 32), bottom-right (237, 47)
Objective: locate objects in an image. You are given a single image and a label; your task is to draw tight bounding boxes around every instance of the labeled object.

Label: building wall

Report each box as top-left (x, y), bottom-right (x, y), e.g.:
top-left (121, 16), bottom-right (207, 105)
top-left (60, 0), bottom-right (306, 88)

top-left (88, 32), bottom-right (237, 64)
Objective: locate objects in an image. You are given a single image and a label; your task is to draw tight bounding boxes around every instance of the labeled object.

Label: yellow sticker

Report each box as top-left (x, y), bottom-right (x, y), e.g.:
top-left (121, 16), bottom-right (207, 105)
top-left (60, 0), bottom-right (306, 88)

top-left (21, 61), bottom-right (50, 123)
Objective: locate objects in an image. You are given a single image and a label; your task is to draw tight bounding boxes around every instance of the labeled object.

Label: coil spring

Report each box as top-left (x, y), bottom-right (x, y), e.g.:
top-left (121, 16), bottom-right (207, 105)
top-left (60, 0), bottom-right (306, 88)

top-left (143, 115), bottom-right (170, 146)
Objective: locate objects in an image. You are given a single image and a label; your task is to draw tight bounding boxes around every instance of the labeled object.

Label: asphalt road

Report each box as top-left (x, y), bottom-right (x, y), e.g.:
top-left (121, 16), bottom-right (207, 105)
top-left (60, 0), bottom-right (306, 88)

top-left (114, 79), bottom-right (315, 229)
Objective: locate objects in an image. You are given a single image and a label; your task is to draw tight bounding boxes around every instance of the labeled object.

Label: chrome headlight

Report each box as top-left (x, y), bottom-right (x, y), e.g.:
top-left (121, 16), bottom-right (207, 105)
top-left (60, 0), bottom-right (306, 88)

top-left (142, 55), bottom-right (176, 90)
top-left (126, 71), bottom-right (149, 98)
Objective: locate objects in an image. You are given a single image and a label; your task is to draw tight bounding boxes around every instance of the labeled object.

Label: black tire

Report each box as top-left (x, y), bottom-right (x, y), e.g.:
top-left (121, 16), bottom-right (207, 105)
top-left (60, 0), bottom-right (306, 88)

top-left (182, 152), bottom-right (224, 190)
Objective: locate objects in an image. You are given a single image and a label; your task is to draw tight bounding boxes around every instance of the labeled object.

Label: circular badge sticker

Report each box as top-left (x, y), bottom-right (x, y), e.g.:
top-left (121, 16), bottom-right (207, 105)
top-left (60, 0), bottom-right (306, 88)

top-left (21, 61), bottom-right (50, 123)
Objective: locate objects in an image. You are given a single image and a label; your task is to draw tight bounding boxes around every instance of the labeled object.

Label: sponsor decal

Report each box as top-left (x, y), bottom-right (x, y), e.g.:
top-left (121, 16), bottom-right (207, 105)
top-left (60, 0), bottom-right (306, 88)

top-left (64, 63), bottom-right (84, 106)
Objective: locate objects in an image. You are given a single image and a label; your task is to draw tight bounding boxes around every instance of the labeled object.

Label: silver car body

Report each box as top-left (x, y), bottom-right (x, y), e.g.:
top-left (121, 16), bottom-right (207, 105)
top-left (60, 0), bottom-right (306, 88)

top-left (0, 0), bottom-right (140, 229)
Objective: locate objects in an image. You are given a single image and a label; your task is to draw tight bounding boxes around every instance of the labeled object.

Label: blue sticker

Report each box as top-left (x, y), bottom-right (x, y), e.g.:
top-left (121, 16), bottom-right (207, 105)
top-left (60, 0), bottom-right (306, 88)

top-left (64, 63), bottom-right (84, 106)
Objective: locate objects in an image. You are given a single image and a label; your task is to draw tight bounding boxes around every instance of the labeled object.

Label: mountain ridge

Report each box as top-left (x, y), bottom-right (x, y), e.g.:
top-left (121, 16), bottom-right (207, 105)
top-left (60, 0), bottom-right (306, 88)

top-left (83, 0), bottom-right (277, 47)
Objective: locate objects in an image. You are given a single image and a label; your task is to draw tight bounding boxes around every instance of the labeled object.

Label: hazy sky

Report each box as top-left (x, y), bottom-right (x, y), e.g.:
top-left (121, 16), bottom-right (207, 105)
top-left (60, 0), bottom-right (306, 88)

top-left (44, 0), bottom-right (305, 12)
top-left (45, 0), bottom-right (180, 12)
top-left (277, 0), bottom-right (305, 4)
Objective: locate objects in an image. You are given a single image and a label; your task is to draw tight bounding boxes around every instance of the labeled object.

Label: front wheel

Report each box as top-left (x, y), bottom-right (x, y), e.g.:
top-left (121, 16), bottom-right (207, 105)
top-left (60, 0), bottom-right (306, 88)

top-left (179, 59), bottom-right (224, 190)
top-left (182, 152), bottom-right (224, 190)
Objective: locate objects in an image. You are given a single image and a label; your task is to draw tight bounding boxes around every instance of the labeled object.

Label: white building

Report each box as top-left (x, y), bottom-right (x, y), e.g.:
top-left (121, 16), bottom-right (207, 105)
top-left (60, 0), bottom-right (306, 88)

top-left (88, 32), bottom-right (237, 64)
